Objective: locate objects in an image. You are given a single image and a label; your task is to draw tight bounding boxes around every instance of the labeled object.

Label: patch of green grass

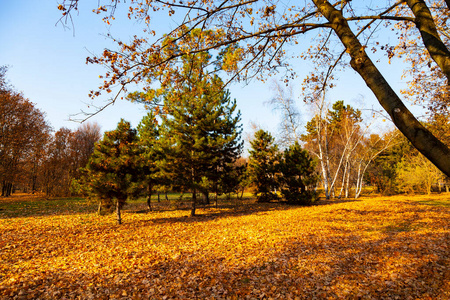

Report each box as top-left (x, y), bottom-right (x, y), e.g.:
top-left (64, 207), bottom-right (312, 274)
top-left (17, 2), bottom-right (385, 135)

top-left (414, 198), bottom-right (450, 208)
top-left (382, 221), bottom-right (422, 233)
top-left (0, 197), bottom-right (96, 218)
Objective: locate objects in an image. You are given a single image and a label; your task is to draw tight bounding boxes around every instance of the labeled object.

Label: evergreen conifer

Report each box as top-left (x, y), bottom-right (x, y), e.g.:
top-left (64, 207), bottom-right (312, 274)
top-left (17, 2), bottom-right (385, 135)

top-left (84, 119), bottom-right (143, 224)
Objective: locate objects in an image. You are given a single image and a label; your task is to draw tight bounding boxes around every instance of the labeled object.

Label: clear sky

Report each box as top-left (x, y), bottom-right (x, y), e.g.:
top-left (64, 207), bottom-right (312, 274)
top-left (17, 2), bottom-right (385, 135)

top-left (1, 0), bottom-right (415, 145)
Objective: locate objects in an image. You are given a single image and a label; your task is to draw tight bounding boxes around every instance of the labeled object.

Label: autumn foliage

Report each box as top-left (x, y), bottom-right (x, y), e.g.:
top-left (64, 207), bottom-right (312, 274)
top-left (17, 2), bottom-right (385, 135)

top-left (1, 194), bottom-right (448, 299)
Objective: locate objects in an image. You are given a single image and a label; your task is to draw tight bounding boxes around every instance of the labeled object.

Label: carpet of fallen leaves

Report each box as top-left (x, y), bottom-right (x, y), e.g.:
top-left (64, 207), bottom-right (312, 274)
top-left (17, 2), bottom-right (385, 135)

top-left (0, 194), bottom-right (449, 299)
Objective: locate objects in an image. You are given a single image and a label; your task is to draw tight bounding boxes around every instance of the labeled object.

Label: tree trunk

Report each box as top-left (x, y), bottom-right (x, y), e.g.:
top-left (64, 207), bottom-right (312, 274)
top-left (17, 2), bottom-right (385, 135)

top-left (31, 161), bottom-right (37, 194)
top-left (316, 127), bottom-right (330, 199)
top-left (355, 163), bottom-right (364, 199)
top-left (157, 192), bottom-right (160, 202)
top-left (147, 185), bottom-right (152, 211)
top-left (406, 0), bottom-right (450, 80)
top-left (165, 191), bottom-right (169, 201)
top-left (4, 183), bottom-right (12, 197)
top-left (314, 96), bottom-right (330, 200)
top-left (31, 175), bottom-right (37, 194)
top-left (147, 194), bottom-right (152, 212)
top-left (215, 192), bottom-right (218, 208)
top-left (116, 200), bottom-right (122, 225)
top-left (314, 0), bottom-right (450, 177)
top-left (338, 161), bottom-right (348, 199)
top-left (191, 190), bottom-right (197, 216)
top-left (201, 192), bottom-right (210, 205)
top-left (345, 163), bottom-right (351, 199)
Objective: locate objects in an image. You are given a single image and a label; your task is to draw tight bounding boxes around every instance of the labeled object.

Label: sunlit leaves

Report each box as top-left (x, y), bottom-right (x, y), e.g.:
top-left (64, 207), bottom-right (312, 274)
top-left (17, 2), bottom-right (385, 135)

top-left (0, 194), bottom-right (449, 298)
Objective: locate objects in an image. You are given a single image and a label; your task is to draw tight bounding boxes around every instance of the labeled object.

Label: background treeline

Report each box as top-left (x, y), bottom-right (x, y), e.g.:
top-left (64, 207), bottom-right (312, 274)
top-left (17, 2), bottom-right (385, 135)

top-left (306, 103), bottom-right (450, 197)
top-left (1, 60), bottom-right (448, 209)
top-left (268, 82), bottom-right (449, 199)
top-left (367, 117), bottom-right (450, 195)
top-left (0, 66), bottom-right (102, 197)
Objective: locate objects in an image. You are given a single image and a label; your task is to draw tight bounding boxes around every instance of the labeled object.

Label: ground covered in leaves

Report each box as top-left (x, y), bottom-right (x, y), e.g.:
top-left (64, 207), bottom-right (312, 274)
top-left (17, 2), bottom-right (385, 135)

top-left (0, 194), bottom-right (449, 299)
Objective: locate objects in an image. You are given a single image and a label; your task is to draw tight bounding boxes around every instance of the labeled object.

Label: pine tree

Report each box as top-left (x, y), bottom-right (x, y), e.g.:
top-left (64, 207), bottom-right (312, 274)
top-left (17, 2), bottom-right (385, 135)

top-left (160, 79), bottom-right (243, 215)
top-left (280, 142), bottom-right (319, 205)
top-left (137, 112), bottom-right (162, 211)
top-left (155, 60), bottom-right (243, 215)
top-left (127, 29), bottom-right (243, 215)
top-left (84, 119), bottom-right (143, 224)
top-left (248, 130), bottom-right (281, 202)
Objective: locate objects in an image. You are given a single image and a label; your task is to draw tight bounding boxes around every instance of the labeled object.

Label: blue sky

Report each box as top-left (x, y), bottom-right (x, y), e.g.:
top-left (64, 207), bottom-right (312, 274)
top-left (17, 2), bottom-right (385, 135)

top-left (1, 0), bottom-right (413, 142)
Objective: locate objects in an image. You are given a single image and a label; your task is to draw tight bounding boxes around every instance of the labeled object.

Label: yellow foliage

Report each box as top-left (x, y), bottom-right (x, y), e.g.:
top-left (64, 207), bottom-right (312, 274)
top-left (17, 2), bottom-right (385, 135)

top-left (222, 47), bottom-right (244, 73)
top-left (0, 195), bottom-right (449, 298)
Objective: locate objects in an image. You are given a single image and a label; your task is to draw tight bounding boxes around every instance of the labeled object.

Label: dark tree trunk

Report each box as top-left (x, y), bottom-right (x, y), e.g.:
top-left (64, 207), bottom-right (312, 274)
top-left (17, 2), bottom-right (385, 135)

top-left (165, 191), bottom-right (168, 201)
top-left (147, 185), bottom-right (152, 212)
top-left (406, 0), bottom-right (450, 80)
top-left (314, 0), bottom-right (450, 177)
top-left (31, 175), bottom-right (37, 194)
top-left (116, 200), bottom-right (122, 225)
top-left (3, 183), bottom-right (13, 197)
top-left (191, 190), bottom-right (197, 216)
top-left (157, 192), bottom-right (160, 202)
top-left (215, 192), bottom-right (218, 208)
top-left (201, 192), bottom-right (210, 205)
top-left (147, 194), bottom-right (152, 212)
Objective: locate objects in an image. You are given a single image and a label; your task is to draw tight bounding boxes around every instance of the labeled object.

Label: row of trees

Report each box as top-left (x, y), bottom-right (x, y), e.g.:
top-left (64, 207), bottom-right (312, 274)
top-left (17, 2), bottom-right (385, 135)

top-left (80, 46), bottom-right (245, 223)
top-left (268, 81), bottom-right (448, 198)
top-left (368, 117), bottom-right (450, 195)
top-left (301, 100), bottom-right (395, 199)
top-left (268, 81), bottom-right (396, 200)
top-left (3, 58), bottom-right (446, 206)
top-left (80, 43), bottom-right (321, 224)
top-left (42, 123), bottom-right (101, 196)
top-left (0, 67), bottom-right (51, 196)
top-left (54, 0), bottom-right (450, 208)
top-left (58, 0), bottom-right (450, 178)
top-left (249, 130), bottom-right (318, 204)
top-left (0, 66), bottom-right (101, 197)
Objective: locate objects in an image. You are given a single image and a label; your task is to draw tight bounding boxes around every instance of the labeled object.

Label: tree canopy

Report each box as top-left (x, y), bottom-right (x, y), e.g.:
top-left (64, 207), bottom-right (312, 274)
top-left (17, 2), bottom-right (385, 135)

top-left (83, 119), bottom-right (143, 224)
top-left (155, 49), bottom-right (243, 215)
top-left (248, 129), bottom-right (280, 202)
top-left (0, 67), bottom-right (51, 196)
top-left (57, 0), bottom-right (450, 176)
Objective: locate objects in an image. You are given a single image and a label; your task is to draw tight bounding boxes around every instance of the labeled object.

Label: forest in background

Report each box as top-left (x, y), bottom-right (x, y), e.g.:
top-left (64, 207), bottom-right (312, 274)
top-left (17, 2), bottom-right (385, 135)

top-left (3, 1), bottom-right (450, 208)
top-left (1, 62), bottom-right (448, 222)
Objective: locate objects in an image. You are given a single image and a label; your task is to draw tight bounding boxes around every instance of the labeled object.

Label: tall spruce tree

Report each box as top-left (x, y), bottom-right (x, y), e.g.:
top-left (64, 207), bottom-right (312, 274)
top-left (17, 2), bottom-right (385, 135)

top-left (137, 112), bottom-right (162, 211)
top-left (157, 62), bottom-right (243, 215)
top-left (248, 130), bottom-right (281, 202)
top-left (160, 79), bottom-right (243, 216)
top-left (127, 29), bottom-right (243, 215)
top-left (84, 119), bottom-right (143, 224)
